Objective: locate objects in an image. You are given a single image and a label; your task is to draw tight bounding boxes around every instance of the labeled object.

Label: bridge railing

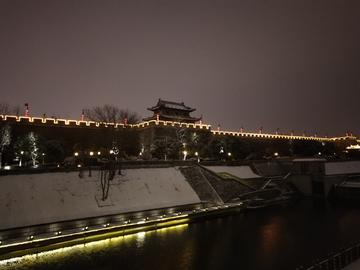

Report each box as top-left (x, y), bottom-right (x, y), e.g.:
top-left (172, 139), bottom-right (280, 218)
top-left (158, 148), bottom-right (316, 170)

top-left (297, 242), bottom-right (360, 270)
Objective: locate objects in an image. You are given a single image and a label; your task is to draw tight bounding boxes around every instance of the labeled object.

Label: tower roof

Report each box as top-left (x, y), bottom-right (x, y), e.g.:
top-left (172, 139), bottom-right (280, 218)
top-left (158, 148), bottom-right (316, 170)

top-left (147, 99), bottom-right (195, 112)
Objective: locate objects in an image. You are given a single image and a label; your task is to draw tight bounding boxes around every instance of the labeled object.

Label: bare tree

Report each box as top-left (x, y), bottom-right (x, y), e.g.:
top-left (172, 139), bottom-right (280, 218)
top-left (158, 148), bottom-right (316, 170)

top-left (84, 104), bottom-right (141, 124)
top-left (0, 102), bottom-right (21, 116)
top-left (0, 124), bottom-right (11, 169)
top-left (173, 117), bottom-right (188, 160)
top-left (100, 162), bottom-right (115, 201)
top-left (28, 132), bottom-right (39, 166)
top-left (84, 104), bottom-right (141, 166)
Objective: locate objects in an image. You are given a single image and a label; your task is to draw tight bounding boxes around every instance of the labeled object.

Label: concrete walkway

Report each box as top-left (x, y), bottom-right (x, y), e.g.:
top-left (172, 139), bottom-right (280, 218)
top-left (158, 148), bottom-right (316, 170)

top-left (342, 259), bottom-right (360, 270)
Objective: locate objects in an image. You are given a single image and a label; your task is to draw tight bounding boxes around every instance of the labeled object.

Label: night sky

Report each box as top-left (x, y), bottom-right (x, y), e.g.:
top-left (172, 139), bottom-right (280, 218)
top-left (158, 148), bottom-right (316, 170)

top-left (1, 0), bottom-right (359, 138)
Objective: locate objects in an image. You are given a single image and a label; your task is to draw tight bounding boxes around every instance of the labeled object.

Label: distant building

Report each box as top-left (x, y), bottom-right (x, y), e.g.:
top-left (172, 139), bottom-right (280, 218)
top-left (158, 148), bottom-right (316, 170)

top-left (143, 99), bottom-right (202, 124)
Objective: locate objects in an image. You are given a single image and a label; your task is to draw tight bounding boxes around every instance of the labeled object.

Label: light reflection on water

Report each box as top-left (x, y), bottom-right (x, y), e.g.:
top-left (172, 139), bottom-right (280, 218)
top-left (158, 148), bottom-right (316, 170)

top-left (0, 224), bottom-right (188, 270)
top-left (1, 199), bottom-right (360, 270)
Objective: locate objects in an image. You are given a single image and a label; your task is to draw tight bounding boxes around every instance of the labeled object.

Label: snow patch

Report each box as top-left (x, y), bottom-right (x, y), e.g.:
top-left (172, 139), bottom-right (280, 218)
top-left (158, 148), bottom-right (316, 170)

top-left (0, 168), bottom-right (201, 230)
top-left (204, 166), bottom-right (261, 179)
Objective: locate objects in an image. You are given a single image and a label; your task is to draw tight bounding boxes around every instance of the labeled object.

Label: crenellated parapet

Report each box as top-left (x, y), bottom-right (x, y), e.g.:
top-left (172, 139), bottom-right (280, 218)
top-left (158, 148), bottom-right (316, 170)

top-left (1, 114), bottom-right (356, 142)
top-left (138, 119), bottom-right (211, 130)
top-left (0, 115), bottom-right (130, 129)
top-left (211, 130), bottom-right (357, 142)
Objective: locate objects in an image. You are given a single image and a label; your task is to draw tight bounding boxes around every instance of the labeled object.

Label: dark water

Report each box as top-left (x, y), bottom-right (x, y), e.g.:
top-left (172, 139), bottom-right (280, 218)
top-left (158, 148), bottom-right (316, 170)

top-left (2, 198), bottom-right (360, 270)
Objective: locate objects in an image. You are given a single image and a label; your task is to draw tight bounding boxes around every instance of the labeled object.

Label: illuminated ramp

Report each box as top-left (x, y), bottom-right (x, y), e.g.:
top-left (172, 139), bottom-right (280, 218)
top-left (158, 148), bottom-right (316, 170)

top-left (204, 165), bottom-right (264, 190)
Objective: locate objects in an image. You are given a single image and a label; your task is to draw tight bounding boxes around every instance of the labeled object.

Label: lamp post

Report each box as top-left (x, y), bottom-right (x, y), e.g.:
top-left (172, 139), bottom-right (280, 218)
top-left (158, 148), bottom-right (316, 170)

top-left (183, 151), bottom-right (187, 161)
top-left (195, 152), bottom-right (199, 162)
top-left (20, 151), bottom-right (24, 167)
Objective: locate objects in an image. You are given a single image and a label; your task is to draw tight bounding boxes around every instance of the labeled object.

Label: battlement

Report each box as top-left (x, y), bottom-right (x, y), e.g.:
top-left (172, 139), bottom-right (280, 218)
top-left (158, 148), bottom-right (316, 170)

top-left (1, 115), bottom-right (356, 142)
top-left (211, 130), bottom-right (357, 142)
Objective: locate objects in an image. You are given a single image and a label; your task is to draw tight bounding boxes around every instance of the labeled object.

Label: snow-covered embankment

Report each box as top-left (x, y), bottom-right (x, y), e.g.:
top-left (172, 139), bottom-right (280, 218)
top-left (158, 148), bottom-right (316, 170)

top-left (0, 168), bottom-right (201, 230)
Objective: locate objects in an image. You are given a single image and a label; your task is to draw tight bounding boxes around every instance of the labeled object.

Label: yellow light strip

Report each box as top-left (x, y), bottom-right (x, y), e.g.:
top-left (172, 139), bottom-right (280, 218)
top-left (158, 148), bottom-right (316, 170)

top-left (210, 130), bottom-right (343, 141)
top-left (0, 114), bottom-right (355, 140)
top-left (0, 214), bottom-right (189, 249)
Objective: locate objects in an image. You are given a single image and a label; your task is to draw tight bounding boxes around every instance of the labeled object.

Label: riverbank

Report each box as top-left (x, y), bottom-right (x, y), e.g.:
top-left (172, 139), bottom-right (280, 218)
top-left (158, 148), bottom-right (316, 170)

top-left (1, 163), bottom-right (301, 260)
top-left (0, 201), bottom-right (246, 260)
top-left (0, 167), bottom-right (201, 230)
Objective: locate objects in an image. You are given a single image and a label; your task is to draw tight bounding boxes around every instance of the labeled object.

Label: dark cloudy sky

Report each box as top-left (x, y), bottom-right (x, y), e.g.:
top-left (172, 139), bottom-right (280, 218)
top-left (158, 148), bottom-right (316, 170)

top-left (1, 0), bottom-right (359, 137)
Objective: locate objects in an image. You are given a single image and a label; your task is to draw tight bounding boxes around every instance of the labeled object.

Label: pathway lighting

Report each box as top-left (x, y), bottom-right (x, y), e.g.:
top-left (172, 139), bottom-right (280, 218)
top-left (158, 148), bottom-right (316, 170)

top-left (110, 150), bottom-right (114, 154)
top-left (192, 210), bottom-right (196, 213)
top-left (98, 152), bottom-right (101, 155)
top-left (20, 151), bottom-right (24, 167)
top-left (29, 236), bottom-right (34, 240)
top-left (90, 152), bottom-right (94, 156)
top-left (74, 152), bottom-right (79, 156)
top-left (195, 152), bottom-right (200, 162)
top-left (128, 220), bottom-right (131, 224)
top-left (84, 226), bottom-right (88, 231)
top-left (163, 214), bottom-right (166, 218)
top-left (178, 212), bottom-right (181, 215)
top-left (58, 231), bottom-right (62, 235)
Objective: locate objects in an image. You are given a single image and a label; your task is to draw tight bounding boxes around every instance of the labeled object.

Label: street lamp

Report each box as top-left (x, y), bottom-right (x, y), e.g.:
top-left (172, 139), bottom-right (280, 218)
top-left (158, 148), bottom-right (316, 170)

top-left (183, 151), bottom-right (187, 161)
top-left (20, 151), bottom-right (24, 167)
top-left (195, 152), bottom-right (199, 162)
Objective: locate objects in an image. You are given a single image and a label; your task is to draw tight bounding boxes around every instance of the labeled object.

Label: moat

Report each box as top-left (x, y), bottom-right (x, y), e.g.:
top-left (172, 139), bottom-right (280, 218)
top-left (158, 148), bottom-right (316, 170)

top-left (1, 197), bottom-right (360, 270)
